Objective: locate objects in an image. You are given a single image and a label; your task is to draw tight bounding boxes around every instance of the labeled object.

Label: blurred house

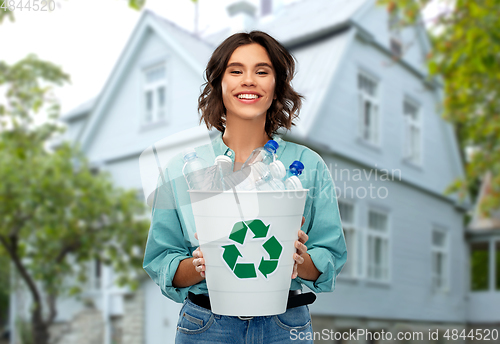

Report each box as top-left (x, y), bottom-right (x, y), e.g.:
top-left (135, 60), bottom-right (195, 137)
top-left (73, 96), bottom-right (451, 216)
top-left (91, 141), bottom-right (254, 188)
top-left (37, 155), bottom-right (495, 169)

top-left (10, 0), bottom-right (499, 343)
top-left (466, 171), bottom-right (500, 338)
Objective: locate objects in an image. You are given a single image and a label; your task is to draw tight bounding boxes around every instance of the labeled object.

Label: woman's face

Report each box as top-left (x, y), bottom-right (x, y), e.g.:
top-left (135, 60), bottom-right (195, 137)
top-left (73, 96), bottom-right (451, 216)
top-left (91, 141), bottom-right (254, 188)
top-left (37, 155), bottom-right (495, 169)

top-left (221, 43), bottom-right (276, 124)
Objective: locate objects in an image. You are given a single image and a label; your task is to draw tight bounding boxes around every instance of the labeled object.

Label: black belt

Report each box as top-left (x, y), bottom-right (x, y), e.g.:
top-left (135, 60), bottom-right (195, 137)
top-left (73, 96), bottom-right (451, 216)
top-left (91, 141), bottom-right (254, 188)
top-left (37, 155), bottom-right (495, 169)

top-left (187, 290), bottom-right (316, 313)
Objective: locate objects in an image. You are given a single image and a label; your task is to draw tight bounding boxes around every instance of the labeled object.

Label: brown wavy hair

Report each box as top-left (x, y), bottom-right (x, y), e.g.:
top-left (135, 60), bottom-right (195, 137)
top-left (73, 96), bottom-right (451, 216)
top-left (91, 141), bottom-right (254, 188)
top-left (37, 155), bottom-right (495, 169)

top-left (198, 30), bottom-right (304, 138)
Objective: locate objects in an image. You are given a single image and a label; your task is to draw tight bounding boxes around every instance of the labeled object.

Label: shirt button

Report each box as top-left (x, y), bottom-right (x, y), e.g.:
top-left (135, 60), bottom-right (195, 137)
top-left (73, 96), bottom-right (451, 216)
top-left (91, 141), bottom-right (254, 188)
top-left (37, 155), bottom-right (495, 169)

top-left (227, 151), bottom-right (233, 157)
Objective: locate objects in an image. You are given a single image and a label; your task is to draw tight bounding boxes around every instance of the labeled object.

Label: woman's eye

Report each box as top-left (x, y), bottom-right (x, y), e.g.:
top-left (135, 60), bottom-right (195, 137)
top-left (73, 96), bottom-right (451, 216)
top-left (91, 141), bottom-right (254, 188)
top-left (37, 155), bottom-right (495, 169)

top-left (230, 71), bottom-right (268, 75)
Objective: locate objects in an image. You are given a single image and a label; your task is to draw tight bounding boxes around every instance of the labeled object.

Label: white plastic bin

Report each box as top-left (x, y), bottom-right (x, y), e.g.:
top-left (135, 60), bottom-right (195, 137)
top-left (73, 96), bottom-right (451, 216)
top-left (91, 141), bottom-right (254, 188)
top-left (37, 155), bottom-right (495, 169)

top-left (189, 189), bottom-right (308, 316)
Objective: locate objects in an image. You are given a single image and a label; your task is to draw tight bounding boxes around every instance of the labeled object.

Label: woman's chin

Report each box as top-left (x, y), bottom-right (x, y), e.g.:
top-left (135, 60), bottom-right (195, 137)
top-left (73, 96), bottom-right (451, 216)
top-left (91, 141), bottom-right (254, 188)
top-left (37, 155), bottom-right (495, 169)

top-left (229, 112), bottom-right (267, 122)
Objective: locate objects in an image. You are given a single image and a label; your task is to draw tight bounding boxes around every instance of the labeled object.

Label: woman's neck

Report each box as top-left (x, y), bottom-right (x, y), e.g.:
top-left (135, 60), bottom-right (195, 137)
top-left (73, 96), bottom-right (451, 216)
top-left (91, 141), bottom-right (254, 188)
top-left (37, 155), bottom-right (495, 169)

top-left (222, 117), bottom-right (271, 164)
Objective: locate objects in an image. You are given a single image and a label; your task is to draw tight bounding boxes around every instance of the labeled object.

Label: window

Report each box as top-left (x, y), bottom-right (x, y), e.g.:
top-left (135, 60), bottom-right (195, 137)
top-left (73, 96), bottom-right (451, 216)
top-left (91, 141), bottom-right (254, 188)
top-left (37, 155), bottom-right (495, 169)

top-left (470, 242), bottom-right (489, 291)
top-left (338, 201), bottom-right (358, 278)
top-left (143, 63), bottom-right (167, 125)
top-left (366, 210), bottom-right (389, 281)
top-left (403, 99), bottom-right (421, 164)
top-left (88, 258), bottom-right (101, 290)
top-left (358, 72), bottom-right (379, 145)
top-left (431, 228), bottom-right (448, 291)
top-left (388, 6), bottom-right (403, 57)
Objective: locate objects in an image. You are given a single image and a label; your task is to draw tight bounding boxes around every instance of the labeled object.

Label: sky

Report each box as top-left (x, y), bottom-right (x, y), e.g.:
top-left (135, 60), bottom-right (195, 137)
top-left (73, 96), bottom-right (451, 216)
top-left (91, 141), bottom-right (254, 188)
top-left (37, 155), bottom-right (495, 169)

top-left (1, 0), bottom-right (440, 123)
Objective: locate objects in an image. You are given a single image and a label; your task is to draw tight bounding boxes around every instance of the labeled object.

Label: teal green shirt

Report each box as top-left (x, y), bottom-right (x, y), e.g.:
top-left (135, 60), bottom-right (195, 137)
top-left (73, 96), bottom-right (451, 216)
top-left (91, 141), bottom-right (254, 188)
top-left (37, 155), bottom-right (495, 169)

top-left (143, 131), bottom-right (347, 303)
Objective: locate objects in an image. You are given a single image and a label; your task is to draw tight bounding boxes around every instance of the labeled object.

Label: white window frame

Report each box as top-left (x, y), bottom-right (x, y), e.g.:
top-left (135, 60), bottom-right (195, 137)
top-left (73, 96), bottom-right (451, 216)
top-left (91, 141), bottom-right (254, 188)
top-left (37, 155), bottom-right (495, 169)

top-left (403, 98), bottom-right (422, 165)
top-left (431, 226), bottom-right (449, 292)
top-left (365, 208), bottom-right (390, 283)
top-left (338, 199), bottom-right (359, 279)
top-left (142, 62), bottom-right (168, 125)
top-left (87, 258), bottom-right (102, 291)
top-left (358, 71), bottom-right (380, 146)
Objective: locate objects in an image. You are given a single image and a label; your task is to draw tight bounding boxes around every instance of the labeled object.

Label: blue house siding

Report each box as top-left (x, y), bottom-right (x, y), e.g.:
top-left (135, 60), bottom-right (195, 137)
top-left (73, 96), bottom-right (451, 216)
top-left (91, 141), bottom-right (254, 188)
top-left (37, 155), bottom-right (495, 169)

top-left (85, 31), bottom-right (203, 165)
top-left (297, 154), bottom-right (467, 323)
top-left (308, 34), bottom-right (463, 206)
top-left (144, 280), bottom-right (182, 344)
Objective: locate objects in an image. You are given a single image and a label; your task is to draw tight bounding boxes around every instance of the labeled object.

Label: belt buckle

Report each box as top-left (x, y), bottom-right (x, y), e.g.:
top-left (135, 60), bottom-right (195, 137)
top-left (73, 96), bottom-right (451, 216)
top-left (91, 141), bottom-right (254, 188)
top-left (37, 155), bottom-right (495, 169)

top-left (237, 316), bottom-right (254, 320)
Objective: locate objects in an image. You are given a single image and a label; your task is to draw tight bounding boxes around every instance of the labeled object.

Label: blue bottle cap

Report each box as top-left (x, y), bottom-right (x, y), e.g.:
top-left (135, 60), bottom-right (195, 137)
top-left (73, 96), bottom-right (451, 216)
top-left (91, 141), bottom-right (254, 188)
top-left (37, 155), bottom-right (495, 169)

top-left (264, 140), bottom-right (279, 153)
top-left (290, 160), bottom-right (304, 175)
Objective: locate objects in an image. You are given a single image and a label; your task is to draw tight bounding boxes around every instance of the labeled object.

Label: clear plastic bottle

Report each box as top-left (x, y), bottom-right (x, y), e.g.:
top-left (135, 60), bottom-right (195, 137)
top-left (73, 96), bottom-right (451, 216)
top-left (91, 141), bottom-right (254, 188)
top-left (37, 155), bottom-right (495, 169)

top-left (241, 140), bottom-right (279, 170)
top-left (223, 158), bottom-right (285, 191)
top-left (252, 162), bottom-right (286, 191)
top-left (212, 155), bottom-right (233, 191)
top-left (182, 148), bottom-right (210, 190)
top-left (224, 167), bottom-right (254, 191)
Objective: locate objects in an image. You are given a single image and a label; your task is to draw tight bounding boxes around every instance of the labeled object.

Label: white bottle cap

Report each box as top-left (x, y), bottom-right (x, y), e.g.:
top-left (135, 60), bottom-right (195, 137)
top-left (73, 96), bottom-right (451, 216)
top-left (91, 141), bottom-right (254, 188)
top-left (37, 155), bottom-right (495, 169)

top-left (269, 160), bottom-right (286, 179)
top-left (285, 176), bottom-right (303, 190)
top-left (215, 155), bottom-right (232, 164)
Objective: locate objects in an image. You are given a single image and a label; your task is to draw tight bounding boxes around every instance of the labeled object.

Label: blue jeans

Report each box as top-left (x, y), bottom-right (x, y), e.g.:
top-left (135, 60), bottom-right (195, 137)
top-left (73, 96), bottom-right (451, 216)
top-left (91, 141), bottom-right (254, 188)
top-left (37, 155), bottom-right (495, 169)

top-left (175, 298), bottom-right (314, 343)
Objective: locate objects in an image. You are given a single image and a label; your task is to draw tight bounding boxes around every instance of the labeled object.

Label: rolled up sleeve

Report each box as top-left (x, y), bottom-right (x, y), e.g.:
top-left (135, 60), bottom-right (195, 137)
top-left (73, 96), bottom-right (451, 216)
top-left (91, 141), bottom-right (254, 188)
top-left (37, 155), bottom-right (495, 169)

top-left (296, 157), bottom-right (347, 293)
top-left (142, 172), bottom-right (193, 303)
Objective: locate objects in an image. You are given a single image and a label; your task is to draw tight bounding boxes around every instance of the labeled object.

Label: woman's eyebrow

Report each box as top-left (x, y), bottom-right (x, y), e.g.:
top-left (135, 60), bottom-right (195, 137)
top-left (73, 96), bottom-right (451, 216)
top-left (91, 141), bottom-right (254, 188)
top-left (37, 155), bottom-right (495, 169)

top-left (226, 62), bottom-right (273, 69)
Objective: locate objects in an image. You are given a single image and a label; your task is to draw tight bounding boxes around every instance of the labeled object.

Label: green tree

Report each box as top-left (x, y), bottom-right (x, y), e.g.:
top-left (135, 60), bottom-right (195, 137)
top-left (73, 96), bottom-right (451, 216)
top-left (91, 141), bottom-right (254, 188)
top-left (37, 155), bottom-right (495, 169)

top-left (0, 45), bottom-right (149, 344)
top-left (377, 0), bottom-right (500, 217)
top-left (1, 2), bottom-right (149, 343)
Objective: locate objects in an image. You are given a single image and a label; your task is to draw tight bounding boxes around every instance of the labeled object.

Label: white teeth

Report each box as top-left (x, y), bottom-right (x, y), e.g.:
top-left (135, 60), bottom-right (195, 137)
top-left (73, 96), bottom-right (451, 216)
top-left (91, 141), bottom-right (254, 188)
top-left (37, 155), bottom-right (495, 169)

top-left (237, 94), bottom-right (259, 99)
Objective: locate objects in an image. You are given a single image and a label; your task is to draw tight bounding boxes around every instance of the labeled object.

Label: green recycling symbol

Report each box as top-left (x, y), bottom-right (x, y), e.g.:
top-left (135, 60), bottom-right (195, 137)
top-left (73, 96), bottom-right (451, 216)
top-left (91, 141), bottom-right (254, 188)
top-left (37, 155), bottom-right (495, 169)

top-left (222, 219), bottom-right (282, 279)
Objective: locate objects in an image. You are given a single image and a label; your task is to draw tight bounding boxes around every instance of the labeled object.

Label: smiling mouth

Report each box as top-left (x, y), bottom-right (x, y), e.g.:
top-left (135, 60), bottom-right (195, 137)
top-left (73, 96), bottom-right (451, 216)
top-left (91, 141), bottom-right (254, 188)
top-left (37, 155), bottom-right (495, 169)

top-left (235, 95), bottom-right (261, 104)
top-left (236, 94), bottom-right (261, 100)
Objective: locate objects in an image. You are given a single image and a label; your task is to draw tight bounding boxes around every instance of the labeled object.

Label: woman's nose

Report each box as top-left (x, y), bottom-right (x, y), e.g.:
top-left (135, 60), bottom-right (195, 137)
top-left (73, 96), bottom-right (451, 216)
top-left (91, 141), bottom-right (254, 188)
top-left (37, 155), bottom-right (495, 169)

top-left (241, 73), bottom-right (256, 87)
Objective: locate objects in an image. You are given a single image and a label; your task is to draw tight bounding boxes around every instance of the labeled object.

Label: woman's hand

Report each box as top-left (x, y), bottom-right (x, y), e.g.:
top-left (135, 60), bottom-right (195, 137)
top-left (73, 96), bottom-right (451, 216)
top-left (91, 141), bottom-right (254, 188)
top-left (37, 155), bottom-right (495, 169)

top-left (292, 216), bottom-right (308, 279)
top-left (193, 233), bottom-right (206, 278)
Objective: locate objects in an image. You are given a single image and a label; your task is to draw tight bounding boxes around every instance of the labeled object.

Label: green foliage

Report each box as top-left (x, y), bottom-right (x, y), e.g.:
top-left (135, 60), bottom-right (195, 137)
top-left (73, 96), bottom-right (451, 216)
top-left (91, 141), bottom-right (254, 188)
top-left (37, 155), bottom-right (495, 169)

top-left (378, 0), bottom-right (500, 216)
top-left (0, 53), bottom-right (150, 332)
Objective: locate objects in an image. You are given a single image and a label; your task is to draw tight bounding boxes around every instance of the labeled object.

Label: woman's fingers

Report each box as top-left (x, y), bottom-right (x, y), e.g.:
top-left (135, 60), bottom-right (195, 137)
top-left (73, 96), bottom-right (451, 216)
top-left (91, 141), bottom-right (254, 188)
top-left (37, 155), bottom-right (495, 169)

top-left (293, 252), bottom-right (305, 264)
top-left (294, 240), bottom-right (308, 256)
top-left (301, 216), bottom-right (305, 227)
top-left (192, 246), bottom-right (206, 278)
top-left (291, 228), bottom-right (308, 279)
top-left (193, 258), bottom-right (206, 271)
top-left (297, 229), bottom-right (308, 244)
top-left (291, 262), bottom-right (298, 279)
top-left (193, 247), bottom-right (204, 259)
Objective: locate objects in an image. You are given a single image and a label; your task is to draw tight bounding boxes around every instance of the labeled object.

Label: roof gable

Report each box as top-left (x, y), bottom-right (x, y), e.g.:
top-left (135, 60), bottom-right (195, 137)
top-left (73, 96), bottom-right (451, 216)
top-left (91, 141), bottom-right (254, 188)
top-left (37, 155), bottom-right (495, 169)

top-left (290, 28), bottom-right (355, 137)
top-left (469, 171), bottom-right (500, 231)
top-left (77, 10), bottom-right (213, 152)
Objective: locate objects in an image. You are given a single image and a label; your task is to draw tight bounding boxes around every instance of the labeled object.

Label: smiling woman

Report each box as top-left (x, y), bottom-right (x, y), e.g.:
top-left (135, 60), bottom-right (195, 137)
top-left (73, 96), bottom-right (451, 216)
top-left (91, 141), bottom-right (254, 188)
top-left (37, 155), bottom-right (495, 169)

top-left (142, 30), bottom-right (348, 344)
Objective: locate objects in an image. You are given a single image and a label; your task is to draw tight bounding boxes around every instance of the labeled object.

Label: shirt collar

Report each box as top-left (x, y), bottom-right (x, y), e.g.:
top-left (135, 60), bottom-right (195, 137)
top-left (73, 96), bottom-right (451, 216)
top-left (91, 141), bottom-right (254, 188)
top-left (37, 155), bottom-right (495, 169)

top-left (211, 130), bottom-right (285, 158)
